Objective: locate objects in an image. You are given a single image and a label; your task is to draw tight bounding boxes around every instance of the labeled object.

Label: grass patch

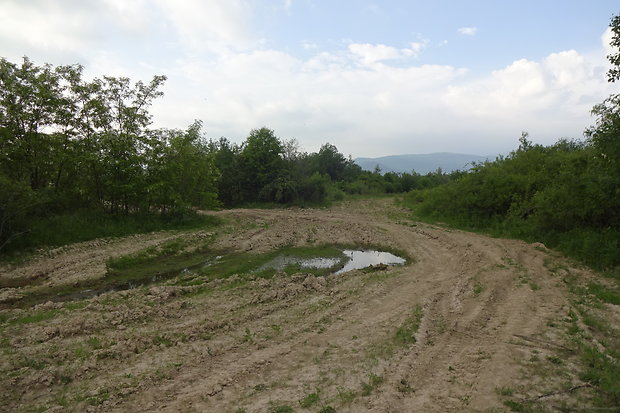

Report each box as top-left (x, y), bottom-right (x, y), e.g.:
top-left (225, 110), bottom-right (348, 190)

top-left (268, 403), bottom-right (295, 413)
top-left (337, 387), bottom-right (356, 404)
top-left (580, 344), bottom-right (620, 406)
top-left (587, 282), bottom-right (620, 305)
top-left (495, 386), bottom-right (514, 396)
top-left (473, 278), bottom-right (484, 296)
top-left (106, 238), bottom-right (187, 271)
top-left (361, 373), bottom-right (384, 396)
top-left (105, 237), bottom-right (213, 284)
top-left (20, 357), bottom-right (48, 370)
top-left (502, 399), bottom-right (539, 412)
top-left (395, 305), bottom-right (423, 346)
top-left (6, 246), bottom-right (214, 308)
top-left (8, 309), bottom-right (62, 325)
top-left (298, 392), bottom-right (320, 408)
top-left (546, 355), bottom-right (563, 365)
top-left (152, 335), bottom-right (174, 348)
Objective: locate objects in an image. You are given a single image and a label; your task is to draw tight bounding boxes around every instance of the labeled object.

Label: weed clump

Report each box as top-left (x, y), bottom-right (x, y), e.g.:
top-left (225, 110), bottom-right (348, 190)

top-left (395, 305), bottom-right (423, 346)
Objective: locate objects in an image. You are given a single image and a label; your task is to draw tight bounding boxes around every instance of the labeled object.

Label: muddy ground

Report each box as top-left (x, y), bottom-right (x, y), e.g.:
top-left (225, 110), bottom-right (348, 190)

top-left (0, 198), bottom-right (616, 412)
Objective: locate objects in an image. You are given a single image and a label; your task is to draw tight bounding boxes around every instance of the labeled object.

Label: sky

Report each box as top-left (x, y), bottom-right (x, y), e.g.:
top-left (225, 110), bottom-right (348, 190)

top-left (1, 0), bottom-right (619, 157)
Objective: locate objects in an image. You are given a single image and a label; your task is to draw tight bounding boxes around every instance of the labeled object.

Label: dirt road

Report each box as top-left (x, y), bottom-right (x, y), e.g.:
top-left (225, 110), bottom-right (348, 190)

top-left (0, 198), bottom-right (604, 412)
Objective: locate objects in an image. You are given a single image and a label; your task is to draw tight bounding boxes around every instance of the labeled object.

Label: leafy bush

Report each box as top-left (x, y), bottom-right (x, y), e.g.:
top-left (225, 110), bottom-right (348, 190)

top-left (406, 136), bottom-right (620, 270)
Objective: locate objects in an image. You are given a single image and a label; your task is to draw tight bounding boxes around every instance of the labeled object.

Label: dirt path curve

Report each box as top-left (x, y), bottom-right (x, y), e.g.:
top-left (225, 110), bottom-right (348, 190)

top-left (0, 198), bottom-right (581, 412)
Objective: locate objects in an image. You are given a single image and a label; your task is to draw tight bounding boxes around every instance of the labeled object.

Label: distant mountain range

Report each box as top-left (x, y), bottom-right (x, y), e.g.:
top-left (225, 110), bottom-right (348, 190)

top-left (354, 152), bottom-right (492, 175)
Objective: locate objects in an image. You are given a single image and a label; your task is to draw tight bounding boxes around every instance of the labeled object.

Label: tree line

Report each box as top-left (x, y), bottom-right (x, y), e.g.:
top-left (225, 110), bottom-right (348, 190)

top-left (0, 57), bottom-right (456, 253)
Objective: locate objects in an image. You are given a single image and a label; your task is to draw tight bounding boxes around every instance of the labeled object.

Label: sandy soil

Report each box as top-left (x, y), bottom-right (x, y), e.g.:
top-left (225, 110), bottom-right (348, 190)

top-left (0, 198), bottom-right (608, 412)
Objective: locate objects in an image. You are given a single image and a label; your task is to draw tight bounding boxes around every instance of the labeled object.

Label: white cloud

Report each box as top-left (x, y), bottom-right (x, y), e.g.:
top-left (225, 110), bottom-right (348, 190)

top-left (458, 27), bottom-right (478, 36)
top-left (302, 41), bottom-right (319, 50)
top-left (0, 1), bottom-right (618, 157)
top-left (410, 40), bottom-right (429, 54)
top-left (153, 0), bottom-right (255, 54)
top-left (0, 0), bottom-right (257, 63)
top-left (442, 46), bottom-right (617, 151)
top-left (0, 1), bottom-right (99, 60)
top-left (103, 0), bottom-right (153, 33)
top-left (602, 27), bottom-right (615, 56)
top-left (348, 41), bottom-right (426, 65)
top-left (153, 37), bottom-right (615, 156)
top-left (152, 46), bottom-right (468, 155)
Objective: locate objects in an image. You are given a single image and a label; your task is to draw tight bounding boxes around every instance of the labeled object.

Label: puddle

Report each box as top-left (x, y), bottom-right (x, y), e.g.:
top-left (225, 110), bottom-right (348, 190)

top-left (257, 249), bottom-right (405, 275)
top-left (15, 249), bottom-right (405, 306)
top-left (335, 250), bottom-right (405, 274)
top-left (257, 256), bottom-right (342, 272)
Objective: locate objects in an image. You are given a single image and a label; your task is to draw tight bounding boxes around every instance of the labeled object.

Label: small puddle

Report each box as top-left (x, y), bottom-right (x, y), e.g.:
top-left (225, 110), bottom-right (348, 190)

top-left (335, 249), bottom-right (406, 274)
top-left (257, 249), bottom-right (405, 274)
top-left (13, 249), bottom-right (406, 307)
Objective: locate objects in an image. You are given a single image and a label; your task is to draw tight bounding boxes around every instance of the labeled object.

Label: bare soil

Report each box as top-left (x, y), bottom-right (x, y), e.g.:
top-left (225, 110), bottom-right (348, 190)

top-left (0, 198), bottom-right (611, 412)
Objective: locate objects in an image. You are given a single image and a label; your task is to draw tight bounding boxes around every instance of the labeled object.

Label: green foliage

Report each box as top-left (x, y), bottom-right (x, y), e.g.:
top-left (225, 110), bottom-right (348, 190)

top-left (405, 136), bottom-right (620, 269)
top-left (104, 242), bottom-right (214, 289)
top-left (239, 127), bottom-right (287, 202)
top-left (2, 209), bottom-right (218, 257)
top-left (298, 392), bottom-right (320, 408)
top-left (269, 404), bottom-right (294, 413)
top-left (495, 386), bottom-right (514, 396)
top-left (0, 57), bottom-right (223, 253)
top-left (210, 131), bottom-right (459, 207)
top-left (580, 345), bottom-right (620, 406)
top-left (10, 309), bottom-right (62, 325)
top-left (0, 172), bottom-right (36, 250)
top-left (587, 282), bottom-right (620, 305)
top-left (607, 14), bottom-right (620, 82)
top-left (361, 373), bottom-right (383, 396)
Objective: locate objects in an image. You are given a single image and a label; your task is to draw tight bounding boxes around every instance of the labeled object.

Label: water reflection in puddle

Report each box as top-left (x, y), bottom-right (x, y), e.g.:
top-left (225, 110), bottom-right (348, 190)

top-left (335, 250), bottom-right (405, 274)
top-left (258, 249), bottom-right (405, 274)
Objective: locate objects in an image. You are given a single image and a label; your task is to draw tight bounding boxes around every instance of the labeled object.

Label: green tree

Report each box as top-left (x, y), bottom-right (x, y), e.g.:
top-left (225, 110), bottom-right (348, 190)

top-left (238, 127), bottom-right (286, 202)
top-left (315, 143), bottom-right (348, 181)
top-left (87, 75), bottom-right (167, 213)
top-left (210, 137), bottom-right (242, 206)
top-left (147, 121), bottom-right (219, 213)
top-left (0, 57), bottom-right (67, 190)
